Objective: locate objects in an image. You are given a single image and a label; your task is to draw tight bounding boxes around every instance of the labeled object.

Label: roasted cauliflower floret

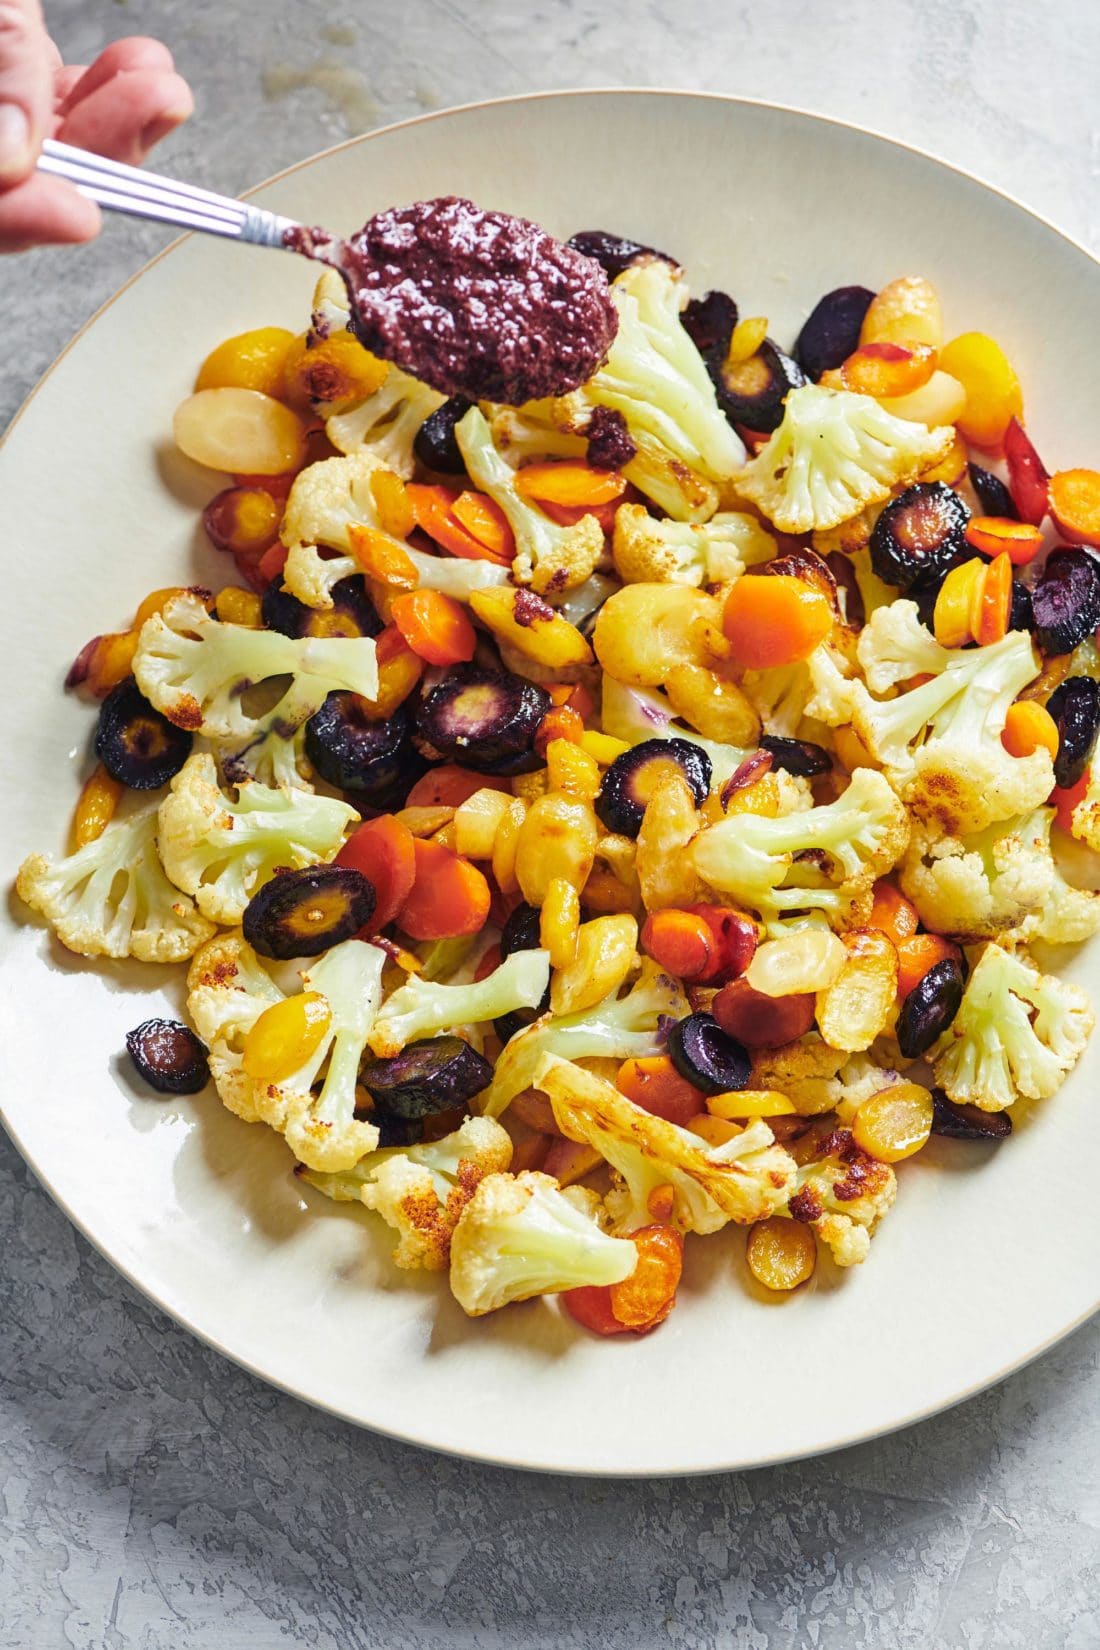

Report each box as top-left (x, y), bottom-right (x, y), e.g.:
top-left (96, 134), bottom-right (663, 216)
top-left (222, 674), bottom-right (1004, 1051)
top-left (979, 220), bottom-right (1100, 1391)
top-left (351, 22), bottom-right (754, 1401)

top-left (538, 1057), bottom-right (797, 1235)
top-left (368, 948), bottom-right (551, 1058)
top-left (484, 958), bottom-right (690, 1118)
top-left (16, 797), bottom-right (215, 963)
top-left (733, 383), bottom-right (954, 534)
top-left (449, 1169), bottom-right (638, 1316)
top-left (132, 591), bottom-right (378, 739)
top-left (932, 942), bottom-right (1094, 1111)
top-left (156, 752), bottom-right (357, 924)
top-left (297, 1114), bottom-right (513, 1270)
top-left (585, 260), bottom-right (744, 487)
top-left (599, 675), bottom-right (755, 788)
top-left (691, 767), bottom-right (909, 935)
top-left (899, 810), bottom-right (1055, 941)
top-left (808, 605), bottom-right (1049, 833)
top-left (456, 405), bottom-right (603, 594)
top-left (324, 365), bottom-right (444, 476)
top-left (185, 933), bottom-right (387, 1169)
top-left (785, 1125), bottom-right (897, 1266)
top-left (611, 502), bottom-right (775, 586)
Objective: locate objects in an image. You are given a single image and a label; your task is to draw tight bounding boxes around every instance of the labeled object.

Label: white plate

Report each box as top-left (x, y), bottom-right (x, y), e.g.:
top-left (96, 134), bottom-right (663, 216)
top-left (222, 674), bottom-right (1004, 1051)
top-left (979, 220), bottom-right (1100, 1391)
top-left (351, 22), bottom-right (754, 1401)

top-left (3, 91), bottom-right (1098, 1476)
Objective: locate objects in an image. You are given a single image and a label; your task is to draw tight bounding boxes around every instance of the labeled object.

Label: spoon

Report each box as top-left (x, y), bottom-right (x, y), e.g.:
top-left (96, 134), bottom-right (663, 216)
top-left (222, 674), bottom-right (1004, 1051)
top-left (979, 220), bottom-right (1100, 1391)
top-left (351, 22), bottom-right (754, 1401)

top-left (37, 141), bottom-right (618, 405)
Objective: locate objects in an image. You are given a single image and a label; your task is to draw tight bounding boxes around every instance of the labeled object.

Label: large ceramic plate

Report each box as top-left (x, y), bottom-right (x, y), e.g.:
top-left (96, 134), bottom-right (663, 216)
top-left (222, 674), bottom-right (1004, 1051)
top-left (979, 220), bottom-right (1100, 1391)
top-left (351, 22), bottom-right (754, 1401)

top-left (3, 91), bottom-right (1098, 1476)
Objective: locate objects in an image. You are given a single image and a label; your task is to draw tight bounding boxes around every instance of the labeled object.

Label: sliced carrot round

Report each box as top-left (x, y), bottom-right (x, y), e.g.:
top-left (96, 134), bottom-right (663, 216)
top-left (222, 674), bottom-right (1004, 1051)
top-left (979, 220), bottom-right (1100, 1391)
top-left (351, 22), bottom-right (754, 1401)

top-left (561, 1284), bottom-right (628, 1336)
top-left (451, 491), bottom-right (516, 560)
top-left (397, 839), bottom-right (491, 939)
top-left (840, 340), bottom-right (937, 399)
top-left (335, 814), bottom-right (417, 930)
top-left (1002, 700), bottom-right (1059, 761)
top-left (964, 515), bottom-right (1043, 566)
top-left (971, 551), bottom-right (1011, 646)
top-left (723, 574), bottom-right (833, 668)
top-left (868, 880), bottom-right (919, 948)
top-left (390, 589), bottom-right (477, 665)
top-left (1048, 468), bottom-right (1100, 548)
top-left (616, 1056), bottom-right (706, 1128)
top-left (896, 934), bottom-right (962, 1001)
top-left (640, 909), bottom-right (715, 980)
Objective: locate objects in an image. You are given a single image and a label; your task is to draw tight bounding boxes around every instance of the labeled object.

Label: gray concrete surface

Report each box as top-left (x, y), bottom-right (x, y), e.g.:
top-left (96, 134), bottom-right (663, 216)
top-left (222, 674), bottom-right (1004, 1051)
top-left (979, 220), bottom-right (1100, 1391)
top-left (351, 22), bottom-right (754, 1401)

top-left (3, 1), bottom-right (1099, 1644)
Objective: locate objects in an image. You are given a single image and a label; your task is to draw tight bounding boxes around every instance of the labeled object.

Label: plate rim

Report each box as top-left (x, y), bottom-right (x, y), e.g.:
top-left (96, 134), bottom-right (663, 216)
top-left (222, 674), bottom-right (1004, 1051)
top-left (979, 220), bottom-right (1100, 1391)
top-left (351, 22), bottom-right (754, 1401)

top-left (4, 86), bottom-right (1098, 1477)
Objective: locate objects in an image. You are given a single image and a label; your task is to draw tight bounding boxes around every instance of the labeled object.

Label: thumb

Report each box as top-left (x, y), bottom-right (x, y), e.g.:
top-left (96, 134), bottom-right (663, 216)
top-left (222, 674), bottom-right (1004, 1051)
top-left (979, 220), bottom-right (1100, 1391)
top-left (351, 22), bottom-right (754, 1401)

top-left (0, 0), bottom-right (54, 187)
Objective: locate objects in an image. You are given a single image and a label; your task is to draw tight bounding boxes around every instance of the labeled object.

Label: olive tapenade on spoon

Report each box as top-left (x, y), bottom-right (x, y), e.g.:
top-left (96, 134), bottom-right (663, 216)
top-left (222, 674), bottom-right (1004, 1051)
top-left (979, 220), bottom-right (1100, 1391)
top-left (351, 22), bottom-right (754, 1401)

top-left (284, 196), bottom-right (619, 405)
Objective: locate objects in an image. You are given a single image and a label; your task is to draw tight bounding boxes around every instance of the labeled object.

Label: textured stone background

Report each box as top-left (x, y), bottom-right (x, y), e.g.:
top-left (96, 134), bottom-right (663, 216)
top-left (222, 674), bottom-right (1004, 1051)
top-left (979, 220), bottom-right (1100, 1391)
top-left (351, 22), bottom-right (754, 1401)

top-left (3, 2), bottom-right (1100, 1645)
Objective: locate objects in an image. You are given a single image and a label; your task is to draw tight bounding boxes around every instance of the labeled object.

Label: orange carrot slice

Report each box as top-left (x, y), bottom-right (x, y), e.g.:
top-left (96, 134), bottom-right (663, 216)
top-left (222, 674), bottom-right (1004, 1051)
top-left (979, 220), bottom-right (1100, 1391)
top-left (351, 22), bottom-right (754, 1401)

top-left (390, 589), bottom-right (477, 665)
top-left (397, 839), bottom-right (491, 939)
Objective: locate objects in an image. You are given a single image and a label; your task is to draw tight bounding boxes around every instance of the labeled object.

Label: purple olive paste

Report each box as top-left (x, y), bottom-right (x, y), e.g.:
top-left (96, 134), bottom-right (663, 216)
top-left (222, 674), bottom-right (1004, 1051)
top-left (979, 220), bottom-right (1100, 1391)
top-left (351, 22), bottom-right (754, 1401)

top-left (285, 197), bottom-right (617, 405)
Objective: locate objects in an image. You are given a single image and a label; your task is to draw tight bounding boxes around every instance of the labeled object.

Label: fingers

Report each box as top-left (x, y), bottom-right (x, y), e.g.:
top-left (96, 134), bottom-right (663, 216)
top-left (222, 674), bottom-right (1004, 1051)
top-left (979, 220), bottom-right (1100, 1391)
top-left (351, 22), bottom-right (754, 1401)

top-left (56, 36), bottom-right (176, 113)
top-left (0, 168), bottom-right (98, 252)
top-left (57, 66), bottom-right (193, 163)
top-left (0, 0), bottom-right (55, 184)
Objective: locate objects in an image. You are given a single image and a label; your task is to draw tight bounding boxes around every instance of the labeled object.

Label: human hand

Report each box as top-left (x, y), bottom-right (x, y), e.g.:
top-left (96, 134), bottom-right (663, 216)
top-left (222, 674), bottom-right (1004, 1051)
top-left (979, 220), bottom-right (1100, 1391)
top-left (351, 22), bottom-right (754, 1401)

top-left (0, 2), bottom-right (193, 252)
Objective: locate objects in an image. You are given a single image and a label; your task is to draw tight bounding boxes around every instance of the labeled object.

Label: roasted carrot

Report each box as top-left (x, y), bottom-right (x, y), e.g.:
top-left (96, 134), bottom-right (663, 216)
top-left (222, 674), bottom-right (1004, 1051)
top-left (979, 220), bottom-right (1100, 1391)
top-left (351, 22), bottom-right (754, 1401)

top-left (964, 516), bottom-right (1043, 566)
top-left (390, 589), bottom-right (477, 665)
top-left (347, 523), bottom-right (419, 589)
top-left (515, 460), bottom-right (627, 508)
top-left (406, 483), bottom-right (512, 564)
top-left (336, 814), bottom-right (417, 930)
top-left (867, 880), bottom-right (919, 947)
top-left (722, 574), bottom-right (833, 668)
top-left (616, 1056), bottom-right (706, 1128)
top-left (1052, 769), bottom-right (1090, 832)
top-left (397, 838), bottom-right (491, 939)
top-left (451, 491), bottom-right (515, 560)
top-left (404, 764), bottom-right (512, 810)
top-left (1048, 468), bottom-right (1100, 548)
top-left (640, 909), bottom-right (715, 980)
top-left (896, 934), bottom-right (962, 1001)
top-left (1002, 700), bottom-right (1060, 761)
top-left (972, 551), bottom-right (1012, 646)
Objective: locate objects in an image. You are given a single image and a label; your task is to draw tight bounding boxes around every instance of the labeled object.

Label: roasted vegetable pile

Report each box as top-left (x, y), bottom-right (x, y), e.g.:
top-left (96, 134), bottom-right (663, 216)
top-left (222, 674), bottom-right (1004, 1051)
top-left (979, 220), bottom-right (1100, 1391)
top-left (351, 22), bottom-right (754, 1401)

top-left (17, 237), bottom-right (1100, 1334)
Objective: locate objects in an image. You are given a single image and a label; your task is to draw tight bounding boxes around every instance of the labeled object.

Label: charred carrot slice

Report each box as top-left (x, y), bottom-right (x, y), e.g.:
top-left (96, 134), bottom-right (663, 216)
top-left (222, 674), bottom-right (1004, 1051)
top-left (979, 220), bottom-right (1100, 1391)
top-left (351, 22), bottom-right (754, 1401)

top-left (607, 1225), bottom-right (683, 1332)
top-left (390, 589), bottom-right (477, 665)
top-left (840, 341), bottom-right (936, 398)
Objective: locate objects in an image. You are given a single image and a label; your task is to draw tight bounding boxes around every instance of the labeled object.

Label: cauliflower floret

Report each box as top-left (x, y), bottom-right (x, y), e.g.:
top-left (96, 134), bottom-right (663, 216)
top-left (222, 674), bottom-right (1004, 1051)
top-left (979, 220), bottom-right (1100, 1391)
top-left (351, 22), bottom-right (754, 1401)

top-left (1071, 767), bottom-right (1100, 853)
top-left (185, 929), bottom-right (284, 1120)
top-left (785, 1125), bottom-right (897, 1266)
top-left (899, 809), bottom-right (1055, 941)
top-left (133, 591), bottom-right (378, 740)
top-left (483, 958), bottom-right (690, 1118)
top-left (692, 767), bottom-right (909, 935)
top-left (216, 723), bottom-right (311, 792)
top-left (733, 384), bottom-right (954, 534)
top-left (297, 1114), bottom-right (514, 1270)
top-left (17, 796), bottom-right (215, 963)
top-left (368, 948), bottom-right (551, 1058)
top-left (487, 402), bottom-right (588, 465)
top-left (932, 942), bottom-right (1094, 1111)
top-left (449, 1169), bottom-right (639, 1316)
top-left (599, 674), bottom-right (755, 787)
top-left (854, 597), bottom-right (952, 692)
top-left (538, 1056), bottom-right (796, 1234)
top-left (611, 502), bottom-right (776, 586)
top-left (749, 1034), bottom-right (850, 1115)
top-left (185, 933), bottom-right (387, 1168)
top-left (808, 607), bottom-right (1049, 833)
top-left (156, 752), bottom-right (357, 924)
top-left (584, 261), bottom-right (744, 487)
top-left (456, 406), bottom-right (603, 594)
top-left (324, 365), bottom-right (444, 476)
top-left (280, 449), bottom-right (392, 558)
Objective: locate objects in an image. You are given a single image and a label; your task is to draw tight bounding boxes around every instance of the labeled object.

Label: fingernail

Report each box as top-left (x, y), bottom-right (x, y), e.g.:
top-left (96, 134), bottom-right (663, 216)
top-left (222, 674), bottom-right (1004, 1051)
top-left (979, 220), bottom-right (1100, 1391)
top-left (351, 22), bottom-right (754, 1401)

top-left (0, 103), bottom-right (31, 176)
